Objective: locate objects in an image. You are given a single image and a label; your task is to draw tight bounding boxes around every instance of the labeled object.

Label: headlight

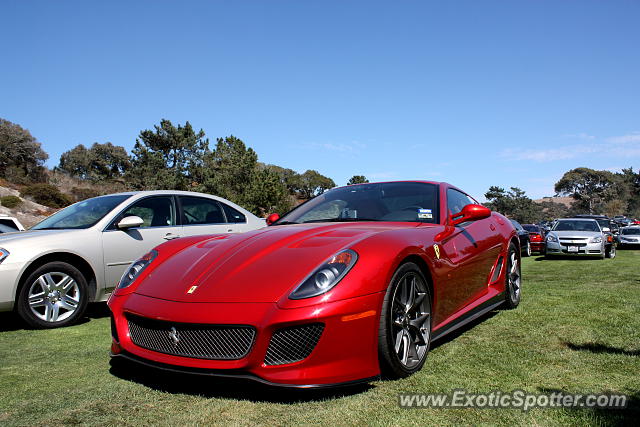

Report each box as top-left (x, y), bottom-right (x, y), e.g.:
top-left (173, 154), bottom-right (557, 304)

top-left (590, 236), bottom-right (603, 243)
top-left (547, 235), bottom-right (558, 243)
top-left (0, 248), bottom-right (9, 264)
top-left (117, 250), bottom-right (158, 289)
top-left (289, 249), bottom-right (358, 299)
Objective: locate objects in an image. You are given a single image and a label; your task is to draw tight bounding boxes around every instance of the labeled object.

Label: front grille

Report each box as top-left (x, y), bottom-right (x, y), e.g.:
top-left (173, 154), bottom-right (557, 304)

top-left (126, 313), bottom-right (255, 360)
top-left (264, 323), bottom-right (324, 366)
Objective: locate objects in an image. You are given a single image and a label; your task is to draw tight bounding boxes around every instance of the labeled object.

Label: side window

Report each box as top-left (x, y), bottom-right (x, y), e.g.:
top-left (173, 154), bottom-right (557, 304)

top-left (447, 189), bottom-right (474, 215)
top-left (180, 197), bottom-right (226, 225)
top-left (221, 203), bottom-right (246, 223)
top-left (119, 197), bottom-right (176, 228)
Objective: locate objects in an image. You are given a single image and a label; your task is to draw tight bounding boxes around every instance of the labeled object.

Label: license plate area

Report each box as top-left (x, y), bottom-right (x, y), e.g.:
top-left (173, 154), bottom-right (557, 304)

top-left (567, 246), bottom-right (579, 253)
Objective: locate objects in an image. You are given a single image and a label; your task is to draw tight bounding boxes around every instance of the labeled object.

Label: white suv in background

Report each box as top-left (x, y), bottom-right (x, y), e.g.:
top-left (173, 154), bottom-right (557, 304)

top-left (0, 214), bottom-right (25, 233)
top-left (0, 191), bottom-right (265, 328)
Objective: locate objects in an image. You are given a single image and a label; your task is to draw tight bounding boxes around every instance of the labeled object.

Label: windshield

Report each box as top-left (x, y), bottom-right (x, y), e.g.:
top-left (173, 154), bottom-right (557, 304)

top-left (553, 220), bottom-right (600, 232)
top-left (277, 182), bottom-right (439, 224)
top-left (622, 228), bottom-right (640, 235)
top-left (32, 195), bottom-right (131, 230)
top-left (596, 219), bottom-right (611, 229)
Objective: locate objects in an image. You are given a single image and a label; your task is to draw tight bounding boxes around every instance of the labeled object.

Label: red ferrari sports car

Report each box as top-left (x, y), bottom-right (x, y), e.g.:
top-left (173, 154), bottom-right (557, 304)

top-left (108, 181), bottom-right (521, 387)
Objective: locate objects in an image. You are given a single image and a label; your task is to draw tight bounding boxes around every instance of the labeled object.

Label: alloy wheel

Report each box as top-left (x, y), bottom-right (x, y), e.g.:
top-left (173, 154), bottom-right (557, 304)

top-left (390, 272), bottom-right (430, 369)
top-left (27, 272), bottom-right (80, 323)
top-left (509, 252), bottom-right (521, 301)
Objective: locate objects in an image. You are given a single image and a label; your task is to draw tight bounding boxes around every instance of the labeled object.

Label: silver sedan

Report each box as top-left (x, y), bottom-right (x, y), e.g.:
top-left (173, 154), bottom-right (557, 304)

top-left (544, 218), bottom-right (609, 259)
top-left (0, 191), bottom-right (265, 328)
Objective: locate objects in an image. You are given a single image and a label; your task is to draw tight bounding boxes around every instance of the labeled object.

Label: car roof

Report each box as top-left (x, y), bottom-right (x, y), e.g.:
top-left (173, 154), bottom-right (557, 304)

top-left (559, 218), bottom-right (598, 222)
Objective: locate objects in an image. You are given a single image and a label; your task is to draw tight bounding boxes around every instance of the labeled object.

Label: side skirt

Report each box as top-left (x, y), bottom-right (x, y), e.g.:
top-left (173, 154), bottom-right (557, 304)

top-left (431, 293), bottom-right (504, 342)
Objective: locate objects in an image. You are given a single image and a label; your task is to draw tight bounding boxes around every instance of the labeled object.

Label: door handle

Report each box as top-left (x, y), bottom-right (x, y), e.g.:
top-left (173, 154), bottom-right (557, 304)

top-left (227, 229), bottom-right (233, 233)
top-left (163, 233), bottom-right (181, 240)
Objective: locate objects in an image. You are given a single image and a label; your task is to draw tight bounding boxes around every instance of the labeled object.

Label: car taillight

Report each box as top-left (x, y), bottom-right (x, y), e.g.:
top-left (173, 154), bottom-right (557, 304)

top-left (530, 233), bottom-right (542, 242)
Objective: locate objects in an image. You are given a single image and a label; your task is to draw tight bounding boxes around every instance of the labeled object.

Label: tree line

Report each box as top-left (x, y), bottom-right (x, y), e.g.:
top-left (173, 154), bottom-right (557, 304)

top-left (2, 116), bottom-right (637, 221)
top-left (1, 118), bottom-right (345, 215)
top-left (484, 167), bottom-right (640, 223)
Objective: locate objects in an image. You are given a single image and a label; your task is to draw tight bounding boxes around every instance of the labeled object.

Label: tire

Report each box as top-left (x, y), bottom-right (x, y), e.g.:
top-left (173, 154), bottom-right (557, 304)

top-left (378, 262), bottom-right (432, 379)
top-left (606, 244), bottom-right (616, 259)
top-left (523, 240), bottom-right (531, 257)
top-left (503, 243), bottom-right (521, 309)
top-left (16, 261), bottom-right (89, 328)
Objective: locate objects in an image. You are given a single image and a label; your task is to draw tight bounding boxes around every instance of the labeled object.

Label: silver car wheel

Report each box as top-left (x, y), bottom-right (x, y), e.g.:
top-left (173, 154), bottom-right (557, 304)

top-left (28, 272), bottom-right (80, 323)
top-left (509, 252), bottom-right (521, 300)
top-left (390, 272), bottom-right (430, 369)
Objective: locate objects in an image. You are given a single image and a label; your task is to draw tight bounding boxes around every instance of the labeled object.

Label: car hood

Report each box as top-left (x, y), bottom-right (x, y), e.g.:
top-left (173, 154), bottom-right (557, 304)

top-left (0, 229), bottom-right (86, 247)
top-left (551, 230), bottom-right (601, 239)
top-left (134, 222), bottom-right (420, 303)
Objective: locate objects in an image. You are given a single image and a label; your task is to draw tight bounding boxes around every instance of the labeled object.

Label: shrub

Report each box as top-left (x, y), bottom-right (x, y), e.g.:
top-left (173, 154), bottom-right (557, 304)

top-left (0, 195), bottom-right (22, 209)
top-left (71, 187), bottom-right (101, 202)
top-left (20, 184), bottom-right (72, 208)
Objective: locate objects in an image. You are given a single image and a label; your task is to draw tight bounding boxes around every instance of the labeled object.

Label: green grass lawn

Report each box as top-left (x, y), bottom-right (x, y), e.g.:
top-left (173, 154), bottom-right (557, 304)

top-left (1, 250), bottom-right (638, 426)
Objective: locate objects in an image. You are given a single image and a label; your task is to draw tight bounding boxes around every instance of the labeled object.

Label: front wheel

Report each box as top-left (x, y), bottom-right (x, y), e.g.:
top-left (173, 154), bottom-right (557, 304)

top-left (606, 244), bottom-right (616, 259)
top-left (378, 262), bottom-right (432, 379)
top-left (16, 262), bottom-right (89, 328)
top-left (503, 243), bottom-right (521, 309)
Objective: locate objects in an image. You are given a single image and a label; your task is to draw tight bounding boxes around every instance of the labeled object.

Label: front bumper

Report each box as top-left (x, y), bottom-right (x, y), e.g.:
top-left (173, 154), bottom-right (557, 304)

top-left (0, 261), bottom-right (23, 311)
top-left (545, 240), bottom-right (603, 256)
top-left (618, 239), bottom-right (640, 246)
top-left (108, 292), bottom-right (384, 387)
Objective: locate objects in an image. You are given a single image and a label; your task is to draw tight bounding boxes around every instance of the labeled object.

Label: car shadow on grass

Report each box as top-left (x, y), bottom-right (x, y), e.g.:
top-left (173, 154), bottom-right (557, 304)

top-left (561, 341), bottom-right (640, 357)
top-left (538, 387), bottom-right (639, 426)
top-left (108, 358), bottom-right (374, 403)
top-left (0, 302), bottom-right (110, 332)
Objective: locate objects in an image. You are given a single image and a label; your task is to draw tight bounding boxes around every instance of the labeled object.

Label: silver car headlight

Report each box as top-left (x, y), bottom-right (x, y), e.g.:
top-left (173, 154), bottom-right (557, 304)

top-left (590, 236), bottom-right (603, 243)
top-left (0, 248), bottom-right (9, 264)
top-left (289, 249), bottom-right (358, 299)
top-left (547, 235), bottom-right (558, 243)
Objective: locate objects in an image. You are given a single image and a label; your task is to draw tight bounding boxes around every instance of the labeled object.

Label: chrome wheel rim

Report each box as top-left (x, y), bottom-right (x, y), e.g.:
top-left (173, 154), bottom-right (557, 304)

top-left (28, 272), bottom-right (80, 323)
top-left (509, 252), bottom-right (521, 301)
top-left (526, 241), bottom-right (531, 256)
top-left (390, 272), bottom-right (430, 369)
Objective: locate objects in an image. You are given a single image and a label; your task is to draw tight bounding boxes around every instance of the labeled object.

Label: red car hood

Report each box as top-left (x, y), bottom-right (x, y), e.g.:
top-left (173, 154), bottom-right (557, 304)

top-left (134, 222), bottom-right (419, 303)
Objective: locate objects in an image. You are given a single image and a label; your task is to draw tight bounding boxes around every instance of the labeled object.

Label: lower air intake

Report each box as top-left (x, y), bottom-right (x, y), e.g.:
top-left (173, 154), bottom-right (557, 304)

top-left (264, 323), bottom-right (325, 366)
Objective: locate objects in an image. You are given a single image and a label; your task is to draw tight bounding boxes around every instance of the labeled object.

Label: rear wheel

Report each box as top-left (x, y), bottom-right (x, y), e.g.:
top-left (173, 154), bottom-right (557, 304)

top-left (523, 241), bottom-right (531, 257)
top-left (16, 262), bottom-right (89, 328)
top-left (504, 243), bottom-right (521, 309)
top-left (378, 262), bottom-right (432, 379)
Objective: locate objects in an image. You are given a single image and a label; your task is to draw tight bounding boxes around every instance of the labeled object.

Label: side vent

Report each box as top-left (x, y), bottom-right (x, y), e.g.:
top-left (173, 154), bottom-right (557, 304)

top-left (490, 256), bottom-right (504, 283)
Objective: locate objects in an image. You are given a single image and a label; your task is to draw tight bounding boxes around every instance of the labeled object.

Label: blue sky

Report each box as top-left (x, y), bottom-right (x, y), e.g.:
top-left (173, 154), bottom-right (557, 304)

top-left (2, 0), bottom-right (639, 200)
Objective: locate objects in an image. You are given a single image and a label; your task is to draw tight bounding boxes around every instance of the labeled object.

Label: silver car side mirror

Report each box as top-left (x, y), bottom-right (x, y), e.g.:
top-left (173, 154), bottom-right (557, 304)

top-left (117, 216), bottom-right (144, 230)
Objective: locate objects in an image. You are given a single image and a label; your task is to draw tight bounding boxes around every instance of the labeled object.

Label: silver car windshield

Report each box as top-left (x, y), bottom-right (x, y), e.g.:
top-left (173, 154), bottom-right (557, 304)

top-left (32, 195), bottom-right (131, 230)
top-left (553, 220), bottom-right (600, 232)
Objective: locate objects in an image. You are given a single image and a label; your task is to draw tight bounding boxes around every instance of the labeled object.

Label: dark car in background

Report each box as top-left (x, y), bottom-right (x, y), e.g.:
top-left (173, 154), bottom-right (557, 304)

top-left (522, 224), bottom-right (545, 254)
top-left (510, 219), bottom-right (531, 257)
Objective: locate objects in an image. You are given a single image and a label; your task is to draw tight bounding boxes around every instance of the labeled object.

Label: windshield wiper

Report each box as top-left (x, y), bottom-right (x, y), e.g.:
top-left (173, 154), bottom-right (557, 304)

top-left (301, 218), bottom-right (382, 224)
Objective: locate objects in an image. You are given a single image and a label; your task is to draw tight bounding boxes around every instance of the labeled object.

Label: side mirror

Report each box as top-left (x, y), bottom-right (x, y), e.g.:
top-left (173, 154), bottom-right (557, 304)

top-left (451, 204), bottom-right (491, 226)
top-left (265, 213), bottom-right (280, 226)
top-left (117, 215), bottom-right (144, 230)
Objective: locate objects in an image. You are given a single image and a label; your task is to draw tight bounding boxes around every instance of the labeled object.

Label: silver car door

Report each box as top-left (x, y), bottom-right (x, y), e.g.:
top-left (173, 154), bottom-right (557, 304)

top-left (102, 195), bottom-right (181, 291)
